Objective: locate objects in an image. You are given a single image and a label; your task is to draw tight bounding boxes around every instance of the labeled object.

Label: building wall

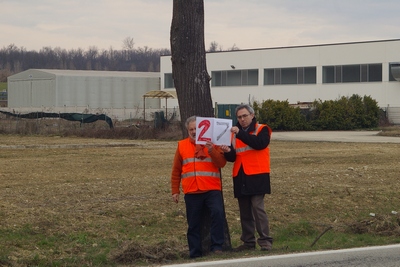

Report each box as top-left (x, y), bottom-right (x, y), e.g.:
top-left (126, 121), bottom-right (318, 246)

top-left (160, 39), bottom-right (400, 108)
top-left (8, 69), bottom-right (161, 109)
top-left (6, 70), bottom-right (163, 120)
top-left (55, 75), bottom-right (160, 109)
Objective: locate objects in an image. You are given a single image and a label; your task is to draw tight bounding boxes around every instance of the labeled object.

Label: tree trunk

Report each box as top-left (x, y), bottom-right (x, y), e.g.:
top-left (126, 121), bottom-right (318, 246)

top-left (170, 0), bottom-right (232, 254)
top-left (170, 0), bottom-right (214, 137)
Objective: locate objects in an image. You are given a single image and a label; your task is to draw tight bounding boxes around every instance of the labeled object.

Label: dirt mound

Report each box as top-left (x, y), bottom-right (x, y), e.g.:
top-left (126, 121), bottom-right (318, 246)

top-left (348, 213), bottom-right (400, 236)
top-left (110, 240), bottom-right (188, 265)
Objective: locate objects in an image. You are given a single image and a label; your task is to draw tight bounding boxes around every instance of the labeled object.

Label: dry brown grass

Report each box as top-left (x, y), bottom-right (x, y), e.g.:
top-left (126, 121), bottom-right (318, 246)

top-left (378, 125), bottom-right (400, 137)
top-left (1, 132), bottom-right (400, 266)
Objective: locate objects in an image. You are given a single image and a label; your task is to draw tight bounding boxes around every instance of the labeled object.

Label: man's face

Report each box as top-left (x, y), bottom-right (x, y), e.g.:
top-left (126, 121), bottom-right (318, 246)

top-left (236, 108), bottom-right (254, 129)
top-left (187, 121), bottom-right (197, 141)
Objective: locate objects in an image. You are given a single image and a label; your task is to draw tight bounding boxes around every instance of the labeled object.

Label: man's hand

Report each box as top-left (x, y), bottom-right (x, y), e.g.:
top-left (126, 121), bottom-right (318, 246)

top-left (220, 145), bottom-right (231, 153)
top-left (231, 126), bottom-right (239, 134)
top-left (172, 193), bottom-right (179, 203)
top-left (205, 141), bottom-right (214, 152)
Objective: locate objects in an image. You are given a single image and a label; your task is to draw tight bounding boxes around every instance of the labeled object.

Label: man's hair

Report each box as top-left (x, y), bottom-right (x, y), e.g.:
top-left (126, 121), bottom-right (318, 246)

top-left (235, 104), bottom-right (254, 115)
top-left (185, 116), bottom-right (197, 129)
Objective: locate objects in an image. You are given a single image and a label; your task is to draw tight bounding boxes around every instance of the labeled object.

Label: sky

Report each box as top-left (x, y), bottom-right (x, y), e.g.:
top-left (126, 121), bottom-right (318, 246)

top-left (1, 0), bottom-right (400, 52)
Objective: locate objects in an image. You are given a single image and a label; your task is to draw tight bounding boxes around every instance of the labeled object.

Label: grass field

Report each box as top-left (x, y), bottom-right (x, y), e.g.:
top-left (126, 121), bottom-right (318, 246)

top-left (0, 82), bottom-right (6, 91)
top-left (1, 133), bottom-right (400, 266)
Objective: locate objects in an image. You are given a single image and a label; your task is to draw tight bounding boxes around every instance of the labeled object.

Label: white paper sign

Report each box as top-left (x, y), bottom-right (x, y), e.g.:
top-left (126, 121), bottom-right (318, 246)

top-left (195, 117), bottom-right (232, 145)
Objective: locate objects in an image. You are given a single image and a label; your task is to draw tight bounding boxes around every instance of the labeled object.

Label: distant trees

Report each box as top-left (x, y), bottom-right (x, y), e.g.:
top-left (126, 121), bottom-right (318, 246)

top-left (0, 43), bottom-right (170, 82)
top-left (207, 41), bottom-right (239, 52)
top-left (0, 39), bottom-right (239, 82)
top-left (208, 41), bottom-right (222, 52)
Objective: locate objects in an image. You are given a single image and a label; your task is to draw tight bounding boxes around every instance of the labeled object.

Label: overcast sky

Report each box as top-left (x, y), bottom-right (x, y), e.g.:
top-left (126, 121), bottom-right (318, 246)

top-left (1, 0), bottom-right (400, 52)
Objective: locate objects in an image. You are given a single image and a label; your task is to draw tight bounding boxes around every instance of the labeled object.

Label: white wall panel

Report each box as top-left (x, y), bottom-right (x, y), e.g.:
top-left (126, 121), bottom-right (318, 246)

top-left (161, 39), bottom-right (400, 108)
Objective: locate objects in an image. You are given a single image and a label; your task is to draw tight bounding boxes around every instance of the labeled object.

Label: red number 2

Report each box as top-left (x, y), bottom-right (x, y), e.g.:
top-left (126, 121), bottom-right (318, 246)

top-left (197, 120), bottom-right (211, 142)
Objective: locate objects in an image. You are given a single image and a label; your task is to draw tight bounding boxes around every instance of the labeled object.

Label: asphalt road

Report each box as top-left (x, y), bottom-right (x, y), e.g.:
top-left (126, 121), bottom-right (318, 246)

top-left (162, 131), bottom-right (400, 267)
top-left (163, 244), bottom-right (400, 267)
top-left (272, 130), bottom-right (400, 143)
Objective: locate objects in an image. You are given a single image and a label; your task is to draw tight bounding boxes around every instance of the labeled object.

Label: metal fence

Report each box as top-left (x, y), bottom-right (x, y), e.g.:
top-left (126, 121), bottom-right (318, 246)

top-left (386, 107), bottom-right (400, 125)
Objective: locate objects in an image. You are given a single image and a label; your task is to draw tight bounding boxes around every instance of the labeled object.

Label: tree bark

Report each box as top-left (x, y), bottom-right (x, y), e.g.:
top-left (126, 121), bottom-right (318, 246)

top-left (170, 0), bottom-right (214, 137)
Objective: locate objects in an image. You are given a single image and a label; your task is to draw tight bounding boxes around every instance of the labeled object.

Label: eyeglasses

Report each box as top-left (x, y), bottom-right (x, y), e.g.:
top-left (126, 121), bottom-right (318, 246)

top-left (237, 114), bottom-right (251, 120)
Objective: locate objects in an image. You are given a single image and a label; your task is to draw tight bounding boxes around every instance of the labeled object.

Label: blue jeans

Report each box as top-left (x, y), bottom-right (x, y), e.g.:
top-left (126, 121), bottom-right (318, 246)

top-left (184, 190), bottom-right (225, 258)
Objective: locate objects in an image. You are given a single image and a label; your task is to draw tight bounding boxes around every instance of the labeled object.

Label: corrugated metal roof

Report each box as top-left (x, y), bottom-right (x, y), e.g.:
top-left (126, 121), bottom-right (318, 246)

top-left (9, 69), bottom-right (160, 80)
top-left (143, 90), bottom-right (177, 99)
top-left (36, 69), bottom-right (160, 78)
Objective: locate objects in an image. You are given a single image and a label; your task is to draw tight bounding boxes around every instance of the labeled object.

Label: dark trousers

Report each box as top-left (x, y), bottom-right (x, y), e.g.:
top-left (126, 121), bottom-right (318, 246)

top-left (184, 190), bottom-right (225, 258)
top-left (238, 194), bottom-right (273, 247)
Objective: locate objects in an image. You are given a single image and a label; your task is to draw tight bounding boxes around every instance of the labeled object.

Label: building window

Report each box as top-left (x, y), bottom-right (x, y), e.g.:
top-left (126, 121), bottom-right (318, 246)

top-left (264, 69), bottom-right (275, 85)
top-left (264, 67), bottom-right (316, 85)
top-left (368, 64), bottom-right (382, 81)
top-left (389, 63), bottom-right (400, 81)
top-left (281, 68), bottom-right (297, 84)
top-left (304, 67), bottom-right (317, 84)
top-left (211, 69), bottom-right (259, 87)
top-left (342, 65), bottom-right (360, 83)
top-left (164, 73), bottom-right (174, 88)
top-left (323, 63), bottom-right (382, 83)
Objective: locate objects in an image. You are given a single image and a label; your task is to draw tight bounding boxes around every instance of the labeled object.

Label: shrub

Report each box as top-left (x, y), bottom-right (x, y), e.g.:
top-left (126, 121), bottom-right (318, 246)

top-left (253, 94), bottom-right (380, 131)
top-left (253, 100), bottom-right (309, 130)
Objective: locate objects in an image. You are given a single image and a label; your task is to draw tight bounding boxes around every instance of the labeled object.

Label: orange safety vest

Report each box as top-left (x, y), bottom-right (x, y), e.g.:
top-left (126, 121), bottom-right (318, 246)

top-left (232, 123), bottom-right (271, 177)
top-left (178, 139), bottom-right (222, 194)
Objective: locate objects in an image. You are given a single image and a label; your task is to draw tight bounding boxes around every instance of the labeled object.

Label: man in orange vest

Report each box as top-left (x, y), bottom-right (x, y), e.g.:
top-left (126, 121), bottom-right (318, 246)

top-left (171, 116), bottom-right (227, 258)
top-left (220, 104), bottom-right (273, 252)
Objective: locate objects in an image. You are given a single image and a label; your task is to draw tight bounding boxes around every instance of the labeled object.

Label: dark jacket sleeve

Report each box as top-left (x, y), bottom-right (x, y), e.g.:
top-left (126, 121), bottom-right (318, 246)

top-left (223, 145), bottom-right (236, 162)
top-left (236, 126), bottom-right (270, 150)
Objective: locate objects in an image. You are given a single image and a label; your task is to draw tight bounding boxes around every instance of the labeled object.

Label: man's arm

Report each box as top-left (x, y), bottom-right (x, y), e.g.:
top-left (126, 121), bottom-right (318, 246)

top-left (220, 144), bottom-right (236, 162)
top-left (236, 126), bottom-right (270, 150)
top-left (208, 145), bottom-right (227, 168)
top-left (171, 145), bottom-right (182, 197)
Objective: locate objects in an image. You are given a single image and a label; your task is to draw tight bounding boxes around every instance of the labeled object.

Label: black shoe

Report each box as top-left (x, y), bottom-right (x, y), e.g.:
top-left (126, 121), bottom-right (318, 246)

top-left (233, 244), bottom-right (256, 252)
top-left (260, 244), bottom-right (272, 251)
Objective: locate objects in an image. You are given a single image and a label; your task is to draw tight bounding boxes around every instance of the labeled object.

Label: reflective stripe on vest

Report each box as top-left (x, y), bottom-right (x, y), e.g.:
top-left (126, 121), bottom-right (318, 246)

top-left (182, 157), bottom-right (212, 165)
top-left (181, 171), bottom-right (220, 179)
top-left (178, 138), bottom-right (222, 194)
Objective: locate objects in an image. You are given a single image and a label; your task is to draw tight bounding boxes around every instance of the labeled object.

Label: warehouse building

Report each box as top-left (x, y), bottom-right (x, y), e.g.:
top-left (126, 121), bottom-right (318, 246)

top-left (160, 39), bottom-right (400, 124)
top-left (5, 69), bottom-right (165, 121)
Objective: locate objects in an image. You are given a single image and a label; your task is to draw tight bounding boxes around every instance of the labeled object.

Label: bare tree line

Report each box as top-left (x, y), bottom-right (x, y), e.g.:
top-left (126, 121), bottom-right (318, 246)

top-left (0, 39), bottom-right (239, 82)
top-left (0, 43), bottom-right (170, 82)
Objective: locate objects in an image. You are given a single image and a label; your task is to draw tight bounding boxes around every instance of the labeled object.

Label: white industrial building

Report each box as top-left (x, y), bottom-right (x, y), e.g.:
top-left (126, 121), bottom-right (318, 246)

top-left (160, 39), bottom-right (400, 124)
top-left (5, 69), bottom-right (165, 121)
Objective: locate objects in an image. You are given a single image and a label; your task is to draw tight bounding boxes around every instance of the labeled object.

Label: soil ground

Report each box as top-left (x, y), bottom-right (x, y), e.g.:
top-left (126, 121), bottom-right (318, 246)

top-left (1, 134), bottom-right (400, 266)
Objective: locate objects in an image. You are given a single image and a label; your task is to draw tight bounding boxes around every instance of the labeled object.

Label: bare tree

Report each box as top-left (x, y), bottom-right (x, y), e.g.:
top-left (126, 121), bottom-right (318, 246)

top-left (122, 36), bottom-right (135, 50)
top-left (170, 0), bottom-right (214, 137)
top-left (208, 41), bottom-right (222, 52)
top-left (170, 0), bottom-right (232, 254)
top-left (228, 43), bottom-right (240, 51)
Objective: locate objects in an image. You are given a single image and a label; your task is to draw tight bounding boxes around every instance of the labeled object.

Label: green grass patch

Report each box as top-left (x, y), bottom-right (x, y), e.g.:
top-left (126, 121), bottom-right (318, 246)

top-left (0, 82), bottom-right (6, 91)
top-left (272, 221), bottom-right (400, 253)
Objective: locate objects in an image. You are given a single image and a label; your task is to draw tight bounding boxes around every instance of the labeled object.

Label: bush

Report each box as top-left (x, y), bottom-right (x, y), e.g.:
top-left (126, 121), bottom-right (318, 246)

top-left (253, 100), bottom-right (309, 130)
top-left (253, 94), bottom-right (380, 131)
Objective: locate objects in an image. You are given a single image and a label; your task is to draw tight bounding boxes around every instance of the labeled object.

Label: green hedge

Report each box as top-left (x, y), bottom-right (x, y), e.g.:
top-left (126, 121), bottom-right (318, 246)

top-left (253, 94), bottom-right (380, 131)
